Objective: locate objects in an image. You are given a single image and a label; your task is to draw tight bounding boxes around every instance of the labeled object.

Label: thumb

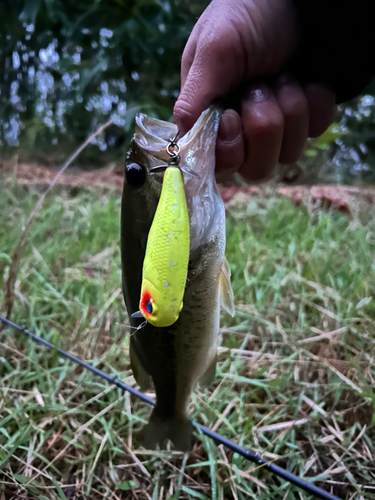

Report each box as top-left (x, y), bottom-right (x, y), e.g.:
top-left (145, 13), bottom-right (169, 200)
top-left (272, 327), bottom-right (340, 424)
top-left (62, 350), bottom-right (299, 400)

top-left (173, 37), bottom-right (245, 135)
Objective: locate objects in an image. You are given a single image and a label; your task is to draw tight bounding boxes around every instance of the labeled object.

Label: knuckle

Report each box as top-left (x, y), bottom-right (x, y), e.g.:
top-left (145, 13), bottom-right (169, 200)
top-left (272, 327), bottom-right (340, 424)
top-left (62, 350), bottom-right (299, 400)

top-left (282, 93), bottom-right (308, 123)
top-left (252, 109), bottom-right (284, 138)
top-left (198, 24), bottom-right (242, 66)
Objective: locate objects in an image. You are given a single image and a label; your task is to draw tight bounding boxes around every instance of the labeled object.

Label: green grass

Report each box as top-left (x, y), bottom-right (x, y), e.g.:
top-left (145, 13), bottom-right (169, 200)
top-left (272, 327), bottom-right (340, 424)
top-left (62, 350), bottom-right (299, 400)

top-left (1, 180), bottom-right (375, 499)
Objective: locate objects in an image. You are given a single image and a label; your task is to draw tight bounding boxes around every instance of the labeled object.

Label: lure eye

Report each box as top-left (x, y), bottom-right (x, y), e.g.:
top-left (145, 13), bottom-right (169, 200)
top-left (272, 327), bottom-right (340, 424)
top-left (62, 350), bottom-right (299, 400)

top-left (125, 162), bottom-right (146, 188)
top-left (146, 301), bottom-right (153, 314)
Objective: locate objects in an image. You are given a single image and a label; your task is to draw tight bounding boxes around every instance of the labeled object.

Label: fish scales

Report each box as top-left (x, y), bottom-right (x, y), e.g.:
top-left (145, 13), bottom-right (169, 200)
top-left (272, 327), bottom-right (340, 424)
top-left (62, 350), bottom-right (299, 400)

top-left (121, 106), bottom-right (235, 451)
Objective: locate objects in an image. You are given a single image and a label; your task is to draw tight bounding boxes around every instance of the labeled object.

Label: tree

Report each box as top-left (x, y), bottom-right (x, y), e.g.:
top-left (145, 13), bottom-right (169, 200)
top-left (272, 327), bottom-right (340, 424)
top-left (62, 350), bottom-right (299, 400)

top-left (0, 0), bottom-right (207, 166)
top-left (1, 0), bottom-right (375, 183)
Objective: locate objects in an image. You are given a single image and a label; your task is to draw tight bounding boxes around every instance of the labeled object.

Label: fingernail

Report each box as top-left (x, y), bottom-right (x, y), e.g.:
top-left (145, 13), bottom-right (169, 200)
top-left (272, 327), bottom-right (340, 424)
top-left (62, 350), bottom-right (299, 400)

top-left (173, 100), bottom-right (192, 136)
top-left (218, 110), bottom-right (240, 142)
top-left (248, 84), bottom-right (270, 103)
top-left (173, 110), bottom-right (183, 134)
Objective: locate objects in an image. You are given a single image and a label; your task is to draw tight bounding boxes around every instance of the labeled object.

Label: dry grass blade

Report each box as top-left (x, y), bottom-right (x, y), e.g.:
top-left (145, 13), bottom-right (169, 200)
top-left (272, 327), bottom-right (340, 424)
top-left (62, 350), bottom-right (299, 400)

top-left (257, 418), bottom-right (310, 434)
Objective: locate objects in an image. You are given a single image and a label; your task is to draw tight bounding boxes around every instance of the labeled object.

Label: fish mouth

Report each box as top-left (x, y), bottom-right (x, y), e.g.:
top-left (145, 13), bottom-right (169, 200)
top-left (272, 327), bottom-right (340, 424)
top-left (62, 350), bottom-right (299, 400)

top-left (134, 106), bottom-right (222, 167)
top-left (178, 107), bottom-right (222, 181)
top-left (134, 114), bottom-right (178, 164)
top-left (133, 106), bottom-right (224, 253)
top-left (179, 107), bottom-right (222, 151)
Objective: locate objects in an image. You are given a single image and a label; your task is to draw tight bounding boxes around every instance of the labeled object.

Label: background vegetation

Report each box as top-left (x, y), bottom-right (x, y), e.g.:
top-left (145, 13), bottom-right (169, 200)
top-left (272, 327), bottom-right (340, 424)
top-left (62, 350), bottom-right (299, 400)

top-left (0, 0), bottom-right (204, 167)
top-left (1, 183), bottom-right (375, 499)
top-left (0, 0), bottom-right (374, 182)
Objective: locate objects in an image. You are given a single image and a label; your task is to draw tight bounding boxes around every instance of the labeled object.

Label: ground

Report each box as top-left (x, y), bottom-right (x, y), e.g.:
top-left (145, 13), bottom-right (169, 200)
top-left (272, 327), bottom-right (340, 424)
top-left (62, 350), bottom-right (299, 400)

top-left (0, 165), bottom-right (375, 500)
top-left (3, 159), bottom-right (375, 214)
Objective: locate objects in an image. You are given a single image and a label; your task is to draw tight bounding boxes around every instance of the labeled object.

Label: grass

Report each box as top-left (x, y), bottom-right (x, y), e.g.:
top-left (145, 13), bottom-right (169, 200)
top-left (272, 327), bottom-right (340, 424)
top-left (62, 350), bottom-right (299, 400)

top-left (0, 179), bottom-right (375, 500)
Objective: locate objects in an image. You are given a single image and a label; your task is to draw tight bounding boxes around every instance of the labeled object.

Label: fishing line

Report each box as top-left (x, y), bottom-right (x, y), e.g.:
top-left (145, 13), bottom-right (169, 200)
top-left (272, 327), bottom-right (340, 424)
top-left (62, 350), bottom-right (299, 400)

top-left (0, 315), bottom-right (342, 500)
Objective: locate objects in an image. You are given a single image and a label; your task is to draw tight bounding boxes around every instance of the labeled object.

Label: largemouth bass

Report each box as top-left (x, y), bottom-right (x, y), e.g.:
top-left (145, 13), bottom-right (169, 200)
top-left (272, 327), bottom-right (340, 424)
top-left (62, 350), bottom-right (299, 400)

top-left (121, 106), bottom-right (234, 451)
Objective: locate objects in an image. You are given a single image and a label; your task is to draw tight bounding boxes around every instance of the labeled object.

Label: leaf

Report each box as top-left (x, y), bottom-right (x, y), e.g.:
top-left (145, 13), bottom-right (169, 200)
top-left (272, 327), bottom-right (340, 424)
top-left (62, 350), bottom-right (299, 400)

top-left (181, 486), bottom-right (210, 499)
top-left (50, 475), bottom-right (68, 500)
top-left (19, 0), bottom-right (42, 24)
top-left (13, 474), bottom-right (28, 484)
top-left (117, 480), bottom-right (139, 490)
top-left (0, 428), bottom-right (10, 439)
top-left (220, 373), bottom-right (270, 389)
top-left (51, 328), bottom-right (60, 367)
top-left (356, 297), bottom-right (372, 309)
top-left (186, 459), bottom-right (217, 468)
top-left (79, 60), bottom-right (108, 94)
top-left (305, 149), bottom-right (318, 158)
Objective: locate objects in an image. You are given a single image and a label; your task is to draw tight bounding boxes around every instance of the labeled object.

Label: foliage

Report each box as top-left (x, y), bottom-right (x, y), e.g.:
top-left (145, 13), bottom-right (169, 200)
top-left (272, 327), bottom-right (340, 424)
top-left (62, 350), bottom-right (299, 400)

top-left (1, 1), bottom-right (375, 181)
top-left (0, 0), bottom-right (206, 165)
top-left (301, 87), bottom-right (375, 185)
top-left (1, 182), bottom-right (375, 498)
top-left (332, 87), bottom-right (375, 184)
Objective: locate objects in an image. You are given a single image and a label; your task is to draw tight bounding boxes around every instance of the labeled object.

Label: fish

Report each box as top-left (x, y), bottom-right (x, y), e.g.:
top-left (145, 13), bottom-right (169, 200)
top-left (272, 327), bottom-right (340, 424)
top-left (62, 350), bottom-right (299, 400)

top-left (121, 106), bottom-right (235, 451)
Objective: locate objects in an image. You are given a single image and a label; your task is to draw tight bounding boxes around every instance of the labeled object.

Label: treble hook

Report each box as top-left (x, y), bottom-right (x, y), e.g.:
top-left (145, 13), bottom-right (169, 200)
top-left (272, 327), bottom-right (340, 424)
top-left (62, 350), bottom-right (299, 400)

top-left (167, 130), bottom-right (181, 159)
top-left (169, 129), bottom-right (181, 146)
top-left (150, 129), bottom-right (200, 179)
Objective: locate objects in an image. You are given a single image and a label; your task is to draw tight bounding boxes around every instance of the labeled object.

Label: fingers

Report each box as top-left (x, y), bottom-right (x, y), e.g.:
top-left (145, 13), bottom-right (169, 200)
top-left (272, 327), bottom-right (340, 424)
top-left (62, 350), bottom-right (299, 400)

top-left (215, 109), bottom-right (244, 182)
top-left (174, 40), bottom-right (243, 135)
top-left (174, 14), bottom-right (247, 135)
top-left (215, 79), bottom-right (336, 183)
top-left (275, 77), bottom-right (309, 164)
top-left (239, 85), bottom-right (284, 182)
top-left (215, 84), bottom-right (287, 183)
top-left (304, 84), bottom-right (336, 138)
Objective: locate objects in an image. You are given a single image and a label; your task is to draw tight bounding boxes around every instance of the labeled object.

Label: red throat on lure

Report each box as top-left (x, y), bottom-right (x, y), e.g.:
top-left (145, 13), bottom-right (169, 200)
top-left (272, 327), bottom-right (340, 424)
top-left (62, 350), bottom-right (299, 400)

top-left (140, 291), bottom-right (153, 316)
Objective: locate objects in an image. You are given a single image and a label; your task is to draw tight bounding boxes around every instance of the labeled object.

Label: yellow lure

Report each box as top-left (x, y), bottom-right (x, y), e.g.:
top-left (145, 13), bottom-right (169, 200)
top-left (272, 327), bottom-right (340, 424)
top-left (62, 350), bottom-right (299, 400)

top-left (139, 165), bottom-right (189, 327)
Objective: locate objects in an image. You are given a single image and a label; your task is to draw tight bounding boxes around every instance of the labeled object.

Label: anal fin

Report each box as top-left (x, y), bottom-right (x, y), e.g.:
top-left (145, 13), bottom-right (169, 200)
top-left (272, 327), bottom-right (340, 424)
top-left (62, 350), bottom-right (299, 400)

top-left (129, 340), bottom-right (152, 391)
top-left (199, 353), bottom-right (217, 389)
top-left (219, 258), bottom-right (235, 317)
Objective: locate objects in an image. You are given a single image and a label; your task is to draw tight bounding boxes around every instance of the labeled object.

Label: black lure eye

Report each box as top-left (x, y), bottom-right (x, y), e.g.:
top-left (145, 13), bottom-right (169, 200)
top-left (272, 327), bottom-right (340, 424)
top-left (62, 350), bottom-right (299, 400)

top-left (125, 162), bottom-right (146, 188)
top-left (146, 301), bottom-right (153, 314)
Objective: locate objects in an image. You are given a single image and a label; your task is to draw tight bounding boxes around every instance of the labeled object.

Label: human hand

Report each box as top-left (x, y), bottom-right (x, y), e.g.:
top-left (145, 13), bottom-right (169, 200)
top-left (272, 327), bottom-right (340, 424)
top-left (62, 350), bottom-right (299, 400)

top-left (173, 0), bottom-right (336, 182)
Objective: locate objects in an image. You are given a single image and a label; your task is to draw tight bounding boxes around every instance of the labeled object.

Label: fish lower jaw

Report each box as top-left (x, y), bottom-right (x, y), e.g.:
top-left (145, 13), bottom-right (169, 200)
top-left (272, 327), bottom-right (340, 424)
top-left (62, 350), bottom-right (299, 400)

top-left (142, 312), bottom-right (179, 328)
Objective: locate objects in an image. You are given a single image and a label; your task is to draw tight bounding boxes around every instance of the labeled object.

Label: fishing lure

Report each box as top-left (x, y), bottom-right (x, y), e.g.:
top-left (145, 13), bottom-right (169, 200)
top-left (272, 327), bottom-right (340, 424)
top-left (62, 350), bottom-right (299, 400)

top-left (132, 135), bottom-right (191, 328)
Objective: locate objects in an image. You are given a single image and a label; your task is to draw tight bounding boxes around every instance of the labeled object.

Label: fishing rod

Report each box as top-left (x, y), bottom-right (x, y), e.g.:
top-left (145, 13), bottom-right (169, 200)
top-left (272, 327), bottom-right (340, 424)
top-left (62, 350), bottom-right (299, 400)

top-left (0, 315), bottom-right (342, 500)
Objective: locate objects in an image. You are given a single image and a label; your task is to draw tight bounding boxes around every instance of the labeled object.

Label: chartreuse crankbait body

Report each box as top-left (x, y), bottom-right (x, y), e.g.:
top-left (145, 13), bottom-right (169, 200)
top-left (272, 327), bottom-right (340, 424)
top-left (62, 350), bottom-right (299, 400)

top-left (135, 140), bottom-right (190, 327)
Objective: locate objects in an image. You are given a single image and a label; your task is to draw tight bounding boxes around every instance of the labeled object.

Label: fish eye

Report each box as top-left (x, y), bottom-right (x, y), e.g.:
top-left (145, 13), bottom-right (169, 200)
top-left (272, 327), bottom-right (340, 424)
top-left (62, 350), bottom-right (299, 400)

top-left (146, 301), bottom-right (153, 314)
top-left (125, 162), bottom-right (146, 188)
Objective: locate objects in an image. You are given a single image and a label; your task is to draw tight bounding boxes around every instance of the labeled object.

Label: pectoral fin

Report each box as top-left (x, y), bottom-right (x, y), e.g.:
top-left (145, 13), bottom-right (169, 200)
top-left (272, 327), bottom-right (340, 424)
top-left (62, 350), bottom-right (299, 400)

top-left (219, 258), bottom-right (235, 317)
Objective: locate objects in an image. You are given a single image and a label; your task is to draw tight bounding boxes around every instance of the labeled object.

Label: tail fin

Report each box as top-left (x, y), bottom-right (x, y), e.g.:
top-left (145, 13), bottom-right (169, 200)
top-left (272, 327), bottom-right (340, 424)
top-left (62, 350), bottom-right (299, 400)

top-left (140, 411), bottom-right (192, 451)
